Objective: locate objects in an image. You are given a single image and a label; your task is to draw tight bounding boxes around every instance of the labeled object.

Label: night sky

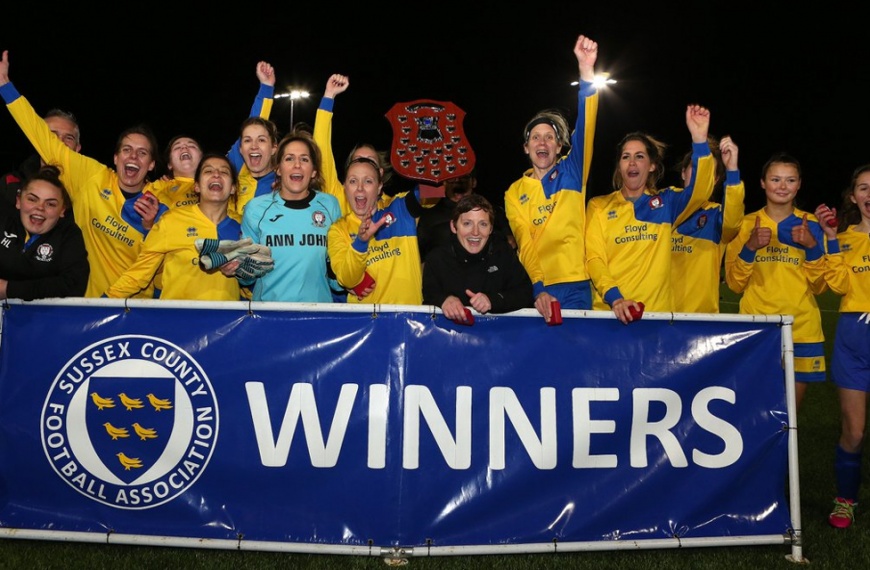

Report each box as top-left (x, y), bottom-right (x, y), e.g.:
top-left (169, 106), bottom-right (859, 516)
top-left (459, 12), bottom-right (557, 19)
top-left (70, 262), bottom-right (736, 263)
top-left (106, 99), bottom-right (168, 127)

top-left (2, 6), bottom-right (869, 214)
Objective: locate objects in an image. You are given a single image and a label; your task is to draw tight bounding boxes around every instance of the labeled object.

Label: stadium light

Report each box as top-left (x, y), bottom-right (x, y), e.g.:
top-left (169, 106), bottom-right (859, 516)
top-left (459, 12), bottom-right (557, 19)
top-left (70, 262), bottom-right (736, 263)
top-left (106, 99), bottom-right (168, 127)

top-left (571, 73), bottom-right (617, 89)
top-left (275, 89), bottom-right (311, 129)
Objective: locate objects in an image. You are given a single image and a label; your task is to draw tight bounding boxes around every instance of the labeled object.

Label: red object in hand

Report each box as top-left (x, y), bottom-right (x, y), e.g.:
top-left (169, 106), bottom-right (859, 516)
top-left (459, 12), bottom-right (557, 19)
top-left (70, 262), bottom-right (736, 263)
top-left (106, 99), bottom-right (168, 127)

top-left (548, 300), bottom-right (563, 326)
top-left (351, 272), bottom-right (375, 296)
top-left (827, 217), bottom-right (838, 228)
top-left (451, 307), bottom-right (475, 326)
top-left (628, 302), bottom-right (645, 321)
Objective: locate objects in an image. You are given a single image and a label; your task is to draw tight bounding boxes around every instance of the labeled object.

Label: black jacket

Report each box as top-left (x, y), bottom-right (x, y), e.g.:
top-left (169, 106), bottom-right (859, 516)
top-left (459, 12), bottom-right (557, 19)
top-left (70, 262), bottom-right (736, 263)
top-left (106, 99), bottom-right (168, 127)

top-left (0, 200), bottom-right (89, 300)
top-left (423, 234), bottom-right (532, 314)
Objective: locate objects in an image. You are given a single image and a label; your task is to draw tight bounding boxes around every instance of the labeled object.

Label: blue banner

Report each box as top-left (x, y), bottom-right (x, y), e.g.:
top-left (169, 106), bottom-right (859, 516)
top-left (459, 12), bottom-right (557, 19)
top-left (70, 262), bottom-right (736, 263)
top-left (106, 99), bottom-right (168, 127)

top-left (0, 302), bottom-right (792, 548)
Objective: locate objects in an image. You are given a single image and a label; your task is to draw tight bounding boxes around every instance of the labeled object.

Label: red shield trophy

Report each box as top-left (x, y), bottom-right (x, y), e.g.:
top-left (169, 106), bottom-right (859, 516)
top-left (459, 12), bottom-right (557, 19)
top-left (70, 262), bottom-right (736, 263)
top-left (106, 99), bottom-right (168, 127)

top-left (385, 100), bottom-right (476, 198)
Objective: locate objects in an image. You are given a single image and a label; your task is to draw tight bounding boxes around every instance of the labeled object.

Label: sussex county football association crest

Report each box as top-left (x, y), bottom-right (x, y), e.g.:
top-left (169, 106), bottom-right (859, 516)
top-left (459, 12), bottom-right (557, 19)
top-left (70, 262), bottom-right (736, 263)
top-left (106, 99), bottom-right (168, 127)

top-left (41, 335), bottom-right (219, 509)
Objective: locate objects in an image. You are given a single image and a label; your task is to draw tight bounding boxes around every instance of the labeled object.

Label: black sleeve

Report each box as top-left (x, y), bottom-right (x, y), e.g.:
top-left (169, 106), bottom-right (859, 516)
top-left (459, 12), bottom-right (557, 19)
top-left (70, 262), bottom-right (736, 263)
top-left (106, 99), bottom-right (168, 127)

top-left (404, 187), bottom-right (425, 219)
top-left (422, 247), bottom-right (452, 308)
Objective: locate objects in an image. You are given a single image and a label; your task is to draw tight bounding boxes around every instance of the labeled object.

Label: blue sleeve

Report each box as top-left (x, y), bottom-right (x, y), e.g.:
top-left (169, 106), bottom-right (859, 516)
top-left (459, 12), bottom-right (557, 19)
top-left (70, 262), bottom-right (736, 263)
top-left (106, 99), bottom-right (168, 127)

top-left (319, 96), bottom-right (335, 112)
top-left (0, 82), bottom-right (22, 104)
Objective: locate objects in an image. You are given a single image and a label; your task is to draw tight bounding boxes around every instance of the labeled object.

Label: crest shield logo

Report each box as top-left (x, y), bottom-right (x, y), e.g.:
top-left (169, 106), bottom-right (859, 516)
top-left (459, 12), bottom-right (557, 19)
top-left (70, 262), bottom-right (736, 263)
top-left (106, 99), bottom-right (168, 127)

top-left (385, 100), bottom-right (476, 184)
top-left (86, 376), bottom-right (175, 484)
top-left (42, 335), bottom-right (219, 509)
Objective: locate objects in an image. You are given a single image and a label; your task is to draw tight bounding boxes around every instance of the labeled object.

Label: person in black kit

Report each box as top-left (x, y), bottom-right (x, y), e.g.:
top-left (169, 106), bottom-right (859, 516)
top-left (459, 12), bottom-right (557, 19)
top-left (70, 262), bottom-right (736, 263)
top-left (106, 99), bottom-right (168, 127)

top-left (423, 194), bottom-right (531, 322)
top-left (417, 169), bottom-right (515, 262)
top-left (0, 164), bottom-right (88, 300)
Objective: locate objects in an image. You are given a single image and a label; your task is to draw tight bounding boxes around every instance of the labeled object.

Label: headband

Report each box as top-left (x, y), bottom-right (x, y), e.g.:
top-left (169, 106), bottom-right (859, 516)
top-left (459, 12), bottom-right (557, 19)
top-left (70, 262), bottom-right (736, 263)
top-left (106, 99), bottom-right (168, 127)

top-left (524, 118), bottom-right (560, 142)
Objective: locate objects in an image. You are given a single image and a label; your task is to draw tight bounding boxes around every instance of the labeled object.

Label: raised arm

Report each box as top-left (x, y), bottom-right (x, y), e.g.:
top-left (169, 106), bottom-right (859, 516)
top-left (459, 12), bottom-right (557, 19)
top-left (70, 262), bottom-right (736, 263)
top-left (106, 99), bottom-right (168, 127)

top-left (720, 136), bottom-right (745, 244)
top-left (672, 105), bottom-right (715, 227)
top-left (256, 61), bottom-right (275, 88)
top-left (0, 50), bottom-right (8, 86)
top-left (314, 74), bottom-right (351, 215)
top-left (0, 50), bottom-right (102, 195)
top-left (228, 61), bottom-right (275, 171)
top-left (574, 35), bottom-right (597, 82)
top-left (686, 104), bottom-right (710, 144)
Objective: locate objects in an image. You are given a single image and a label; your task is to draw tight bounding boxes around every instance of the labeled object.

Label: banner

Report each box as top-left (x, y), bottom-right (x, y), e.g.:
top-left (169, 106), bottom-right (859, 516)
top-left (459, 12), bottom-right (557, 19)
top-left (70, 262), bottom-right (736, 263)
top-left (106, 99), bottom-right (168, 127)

top-left (0, 301), bottom-right (793, 549)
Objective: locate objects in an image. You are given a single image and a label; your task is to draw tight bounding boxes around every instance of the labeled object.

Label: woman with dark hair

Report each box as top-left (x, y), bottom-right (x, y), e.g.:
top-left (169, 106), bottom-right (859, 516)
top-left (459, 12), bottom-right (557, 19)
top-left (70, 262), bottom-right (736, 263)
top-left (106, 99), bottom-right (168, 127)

top-left (240, 132), bottom-right (341, 302)
top-left (0, 165), bottom-right (88, 300)
top-left (585, 105), bottom-right (715, 324)
top-left (724, 152), bottom-right (827, 410)
top-left (423, 194), bottom-right (532, 322)
top-left (105, 153), bottom-right (244, 301)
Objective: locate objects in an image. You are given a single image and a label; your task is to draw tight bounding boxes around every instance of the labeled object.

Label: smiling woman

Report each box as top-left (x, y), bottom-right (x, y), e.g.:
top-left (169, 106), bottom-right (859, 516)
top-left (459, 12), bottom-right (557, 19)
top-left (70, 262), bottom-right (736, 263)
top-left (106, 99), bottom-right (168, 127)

top-left (104, 153), bottom-right (244, 301)
top-left (504, 34), bottom-right (600, 324)
top-left (0, 164), bottom-right (89, 300)
top-left (422, 193), bottom-right (532, 322)
top-left (239, 131), bottom-right (342, 303)
top-left (327, 155), bottom-right (425, 305)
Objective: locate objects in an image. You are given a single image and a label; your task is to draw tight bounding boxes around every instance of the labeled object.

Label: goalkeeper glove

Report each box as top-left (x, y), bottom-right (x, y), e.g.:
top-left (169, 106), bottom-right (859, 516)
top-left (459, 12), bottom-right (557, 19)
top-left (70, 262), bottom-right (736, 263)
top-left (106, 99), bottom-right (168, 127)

top-left (235, 252), bottom-right (275, 281)
top-left (195, 237), bottom-right (252, 255)
top-left (199, 240), bottom-right (269, 270)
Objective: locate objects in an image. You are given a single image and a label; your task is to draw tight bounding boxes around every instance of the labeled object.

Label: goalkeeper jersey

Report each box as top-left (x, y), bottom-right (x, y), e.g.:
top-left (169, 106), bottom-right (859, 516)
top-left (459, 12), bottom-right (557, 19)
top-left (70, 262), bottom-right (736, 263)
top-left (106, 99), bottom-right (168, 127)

top-left (105, 204), bottom-right (242, 301)
top-left (241, 190), bottom-right (341, 302)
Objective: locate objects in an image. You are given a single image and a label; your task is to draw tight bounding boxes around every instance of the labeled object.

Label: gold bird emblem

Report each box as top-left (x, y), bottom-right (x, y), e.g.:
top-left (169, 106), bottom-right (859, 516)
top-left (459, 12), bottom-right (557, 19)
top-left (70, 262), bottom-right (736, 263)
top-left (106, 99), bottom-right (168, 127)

top-left (146, 393), bottom-right (173, 412)
top-left (102, 422), bottom-right (130, 440)
top-left (118, 393), bottom-right (144, 411)
top-left (132, 422), bottom-right (158, 441)
top-left (90, 392), bottom-right (115, 410)
top-left (116, 452), bottom-right (143, 471)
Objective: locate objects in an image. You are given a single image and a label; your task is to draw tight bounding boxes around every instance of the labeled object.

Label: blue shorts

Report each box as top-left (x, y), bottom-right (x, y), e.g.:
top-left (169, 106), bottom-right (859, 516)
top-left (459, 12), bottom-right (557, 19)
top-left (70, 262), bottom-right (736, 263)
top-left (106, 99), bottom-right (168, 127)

top-left (544, 280), bottom-right (592, 310)
top-left (831, 313), bottom-right (870, 392)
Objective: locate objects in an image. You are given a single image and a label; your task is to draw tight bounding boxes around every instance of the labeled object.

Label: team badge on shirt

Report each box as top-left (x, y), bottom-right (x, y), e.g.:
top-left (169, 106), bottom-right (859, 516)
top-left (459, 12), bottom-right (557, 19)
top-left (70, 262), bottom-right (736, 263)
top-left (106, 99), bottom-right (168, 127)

top-left (697, 214), bottom-right (708, 229)
top-left (34, 243), bottom-right (54, 262)
top-left (549, 170), bottom-right (559, 182)
top-left (650, 196), bottom-right (664, 210)
top-left (383, 212), bottom-right (397, 226)
top-left (312, 210), bottom-right (327, 228)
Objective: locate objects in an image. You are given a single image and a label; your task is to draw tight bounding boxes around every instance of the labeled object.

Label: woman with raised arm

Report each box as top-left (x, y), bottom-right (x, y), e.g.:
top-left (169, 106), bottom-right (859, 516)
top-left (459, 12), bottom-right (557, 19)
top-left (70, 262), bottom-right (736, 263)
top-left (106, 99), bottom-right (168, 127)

top-left (585, 105), bottom-right (715, 324)
top-left (504, 34), bottom-right (599, 323)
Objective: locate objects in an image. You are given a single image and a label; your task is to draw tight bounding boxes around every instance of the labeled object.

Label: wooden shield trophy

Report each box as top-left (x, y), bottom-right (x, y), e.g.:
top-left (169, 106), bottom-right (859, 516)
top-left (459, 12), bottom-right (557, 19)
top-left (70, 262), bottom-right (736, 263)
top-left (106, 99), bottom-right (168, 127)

top-left (385, 100), bottom-right (476, 198)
